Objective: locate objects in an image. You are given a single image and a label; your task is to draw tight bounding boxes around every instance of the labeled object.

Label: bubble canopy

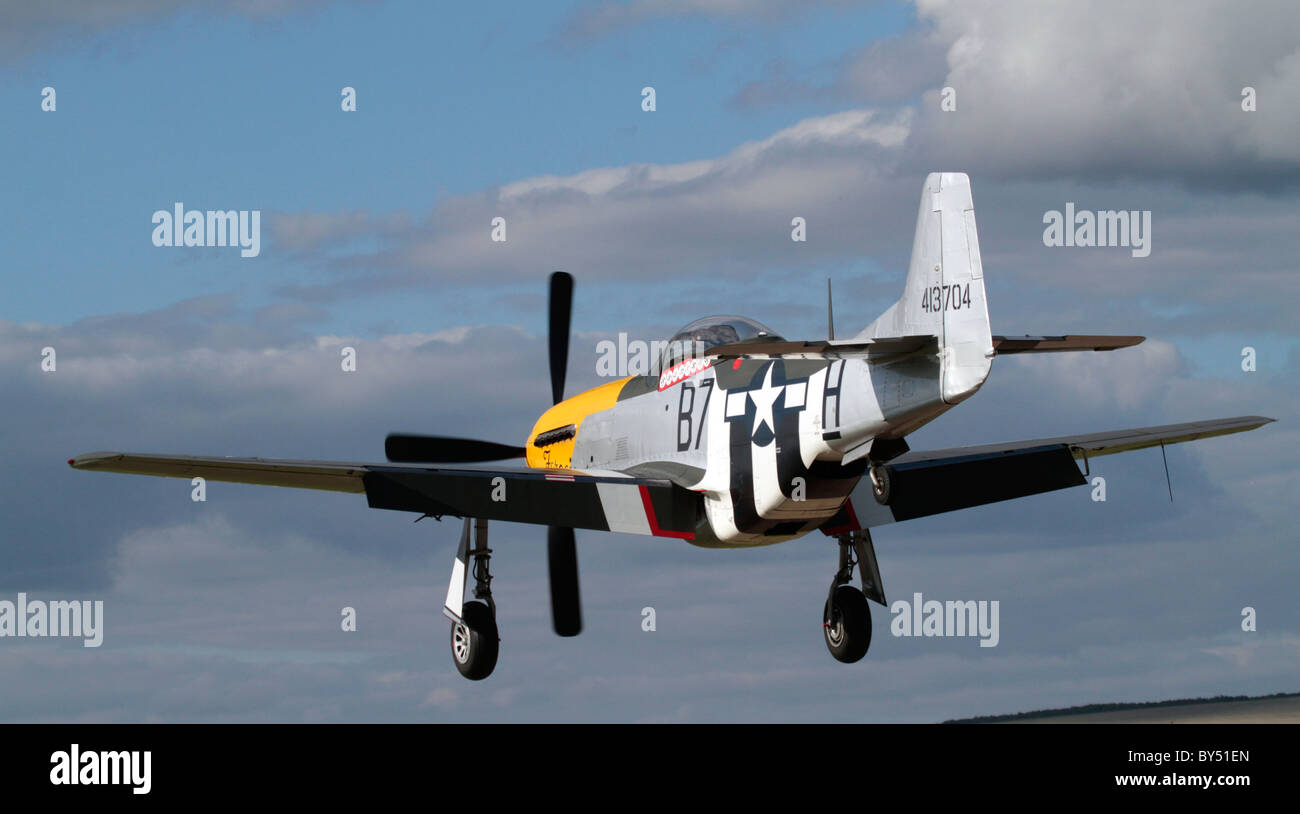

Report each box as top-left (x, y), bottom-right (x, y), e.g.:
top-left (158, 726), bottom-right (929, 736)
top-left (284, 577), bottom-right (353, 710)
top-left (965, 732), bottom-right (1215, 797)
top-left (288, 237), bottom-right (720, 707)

top-left (660, 315), bottom-right (784, 368)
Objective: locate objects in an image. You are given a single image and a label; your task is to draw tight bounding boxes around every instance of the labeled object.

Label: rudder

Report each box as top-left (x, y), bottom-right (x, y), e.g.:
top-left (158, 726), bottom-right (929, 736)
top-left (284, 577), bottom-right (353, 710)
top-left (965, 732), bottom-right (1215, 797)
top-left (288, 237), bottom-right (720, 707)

top-left (859, 172), bottom-right (992, 404)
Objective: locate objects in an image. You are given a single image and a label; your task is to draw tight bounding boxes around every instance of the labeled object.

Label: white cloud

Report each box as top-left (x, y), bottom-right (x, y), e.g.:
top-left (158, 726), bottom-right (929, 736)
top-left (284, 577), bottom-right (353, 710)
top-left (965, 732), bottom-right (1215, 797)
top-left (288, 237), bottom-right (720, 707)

top-left (907, 0), bottom-right (1300, 178)
top-left (272, 107), bottom-right (918, 287)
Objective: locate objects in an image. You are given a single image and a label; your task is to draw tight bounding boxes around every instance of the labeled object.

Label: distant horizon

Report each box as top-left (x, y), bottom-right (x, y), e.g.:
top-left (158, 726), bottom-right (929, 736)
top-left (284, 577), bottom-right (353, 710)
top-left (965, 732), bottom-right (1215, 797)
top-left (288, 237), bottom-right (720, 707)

top-left (947, 690), bottom-right (1300, 724)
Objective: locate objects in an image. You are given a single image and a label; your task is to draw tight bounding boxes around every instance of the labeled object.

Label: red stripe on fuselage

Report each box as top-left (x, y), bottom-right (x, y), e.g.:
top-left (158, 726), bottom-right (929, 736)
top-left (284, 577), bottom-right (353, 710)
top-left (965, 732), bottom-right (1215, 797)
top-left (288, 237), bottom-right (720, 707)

top-left (637, 484), bottom-right (694, 540)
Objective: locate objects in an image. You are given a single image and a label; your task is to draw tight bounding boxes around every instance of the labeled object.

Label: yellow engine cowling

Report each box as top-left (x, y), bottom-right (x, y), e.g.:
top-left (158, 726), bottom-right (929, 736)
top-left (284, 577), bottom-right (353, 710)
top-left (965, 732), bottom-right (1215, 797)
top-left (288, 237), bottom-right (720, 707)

top-left (525, 377), bottom-right (631, 469)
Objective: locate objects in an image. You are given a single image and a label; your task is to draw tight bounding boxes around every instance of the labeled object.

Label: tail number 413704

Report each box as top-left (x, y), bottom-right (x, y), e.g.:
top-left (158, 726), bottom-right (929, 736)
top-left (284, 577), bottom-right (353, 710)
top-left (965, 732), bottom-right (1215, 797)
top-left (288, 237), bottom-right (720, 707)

top-left (921, 283), bottom-right (971, 313)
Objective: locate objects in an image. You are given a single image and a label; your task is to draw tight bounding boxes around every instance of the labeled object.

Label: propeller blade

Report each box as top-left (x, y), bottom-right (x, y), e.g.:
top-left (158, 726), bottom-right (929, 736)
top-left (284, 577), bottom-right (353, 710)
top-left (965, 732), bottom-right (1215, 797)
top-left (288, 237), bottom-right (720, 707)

top-left (547, 525), bottom-right (582, 636)
top-left (548, 271), bottom-right (573, 405)
top-left (384, 434), bottom-right (526, 463)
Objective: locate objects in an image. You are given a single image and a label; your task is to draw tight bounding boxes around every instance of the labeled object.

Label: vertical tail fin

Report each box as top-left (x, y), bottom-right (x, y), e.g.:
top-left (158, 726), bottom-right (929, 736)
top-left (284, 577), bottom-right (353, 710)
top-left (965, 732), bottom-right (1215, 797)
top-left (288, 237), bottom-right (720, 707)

top-left (859, 172), bottom-right (993, 404)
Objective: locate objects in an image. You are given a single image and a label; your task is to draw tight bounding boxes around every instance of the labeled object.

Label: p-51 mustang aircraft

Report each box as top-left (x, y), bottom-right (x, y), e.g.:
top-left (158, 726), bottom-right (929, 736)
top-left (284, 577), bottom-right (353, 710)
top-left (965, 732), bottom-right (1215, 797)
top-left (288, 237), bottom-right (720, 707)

top-left (71, 173), bottom-right (1273, 680)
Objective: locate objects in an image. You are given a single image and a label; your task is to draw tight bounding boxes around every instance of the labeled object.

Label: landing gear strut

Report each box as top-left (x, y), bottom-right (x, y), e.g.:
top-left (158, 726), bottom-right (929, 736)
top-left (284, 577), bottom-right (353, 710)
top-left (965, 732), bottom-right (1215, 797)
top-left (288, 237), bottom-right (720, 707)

top-left (823, 529), bottom-right (886, 664)
top-left (866, 437), bottom-right (906, 506)
top-left (446, 518), bottom-right (499, 680)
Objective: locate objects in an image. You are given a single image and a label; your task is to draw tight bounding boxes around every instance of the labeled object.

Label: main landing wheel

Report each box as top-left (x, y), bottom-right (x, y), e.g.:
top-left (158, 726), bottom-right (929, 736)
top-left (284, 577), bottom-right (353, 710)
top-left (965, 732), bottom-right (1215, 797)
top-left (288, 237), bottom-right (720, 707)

top-left (870, 464), bottom-right (892, 505)
top-left (451, 601), bottom-right (499, 680)
top-left (823, 585), bottom-right (871, 663)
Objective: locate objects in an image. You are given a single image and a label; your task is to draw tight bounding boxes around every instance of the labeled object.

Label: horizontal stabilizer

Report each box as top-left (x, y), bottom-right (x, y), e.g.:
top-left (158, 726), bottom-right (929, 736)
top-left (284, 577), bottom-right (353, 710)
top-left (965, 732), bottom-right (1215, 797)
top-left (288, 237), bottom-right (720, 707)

top-left (991, 335), bottom-right (1145, 354)
top-left (706, 334), bottom-right (937, 361)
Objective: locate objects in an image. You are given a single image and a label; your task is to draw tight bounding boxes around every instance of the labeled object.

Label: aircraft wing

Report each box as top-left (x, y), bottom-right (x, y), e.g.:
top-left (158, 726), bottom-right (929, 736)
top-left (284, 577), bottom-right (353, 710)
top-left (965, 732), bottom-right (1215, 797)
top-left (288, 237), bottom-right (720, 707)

top-left (843, 415), bottom-right (1274, 528)
top-left (67, 452), bottom-right (699, 540)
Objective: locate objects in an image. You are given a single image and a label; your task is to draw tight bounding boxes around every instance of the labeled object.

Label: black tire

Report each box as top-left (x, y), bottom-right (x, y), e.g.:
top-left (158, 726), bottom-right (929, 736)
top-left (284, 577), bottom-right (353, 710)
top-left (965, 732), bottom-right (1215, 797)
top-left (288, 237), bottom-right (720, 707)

top-left (450, 601), bottom-right (499, 680)
top-left (823, 585), bottom-right (871, 663)
top-left (870, 463), bottom-right (892, 505)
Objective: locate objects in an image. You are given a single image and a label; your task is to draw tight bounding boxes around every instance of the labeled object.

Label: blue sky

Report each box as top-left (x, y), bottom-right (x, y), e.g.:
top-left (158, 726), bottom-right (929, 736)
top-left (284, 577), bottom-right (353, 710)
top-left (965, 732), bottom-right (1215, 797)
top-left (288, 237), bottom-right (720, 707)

top-left (1, 1), bottom-right (914, 334)
top-left (1, 0), bottom-right (1298, 722)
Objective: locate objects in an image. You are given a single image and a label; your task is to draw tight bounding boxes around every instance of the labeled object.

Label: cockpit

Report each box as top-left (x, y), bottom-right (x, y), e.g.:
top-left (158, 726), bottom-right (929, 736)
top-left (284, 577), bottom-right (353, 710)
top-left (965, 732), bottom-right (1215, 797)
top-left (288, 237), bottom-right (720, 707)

top-left (659, 315), bottom-right (785, 369)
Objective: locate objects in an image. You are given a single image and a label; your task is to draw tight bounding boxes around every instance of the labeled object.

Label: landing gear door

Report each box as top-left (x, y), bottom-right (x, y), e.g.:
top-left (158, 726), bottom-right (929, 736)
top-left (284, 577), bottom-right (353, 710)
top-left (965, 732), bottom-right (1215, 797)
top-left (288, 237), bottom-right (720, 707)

top-left (853, 529), bottom-right (887, 607)
top-left (443, 518), bottom-right (471, 623)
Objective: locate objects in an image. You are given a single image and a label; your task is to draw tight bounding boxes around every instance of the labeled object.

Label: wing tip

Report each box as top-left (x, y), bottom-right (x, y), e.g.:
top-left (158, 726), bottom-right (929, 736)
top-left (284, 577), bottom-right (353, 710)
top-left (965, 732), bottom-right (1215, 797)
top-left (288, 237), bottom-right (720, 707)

top-left (68, 452), bottom-right (118, 469)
